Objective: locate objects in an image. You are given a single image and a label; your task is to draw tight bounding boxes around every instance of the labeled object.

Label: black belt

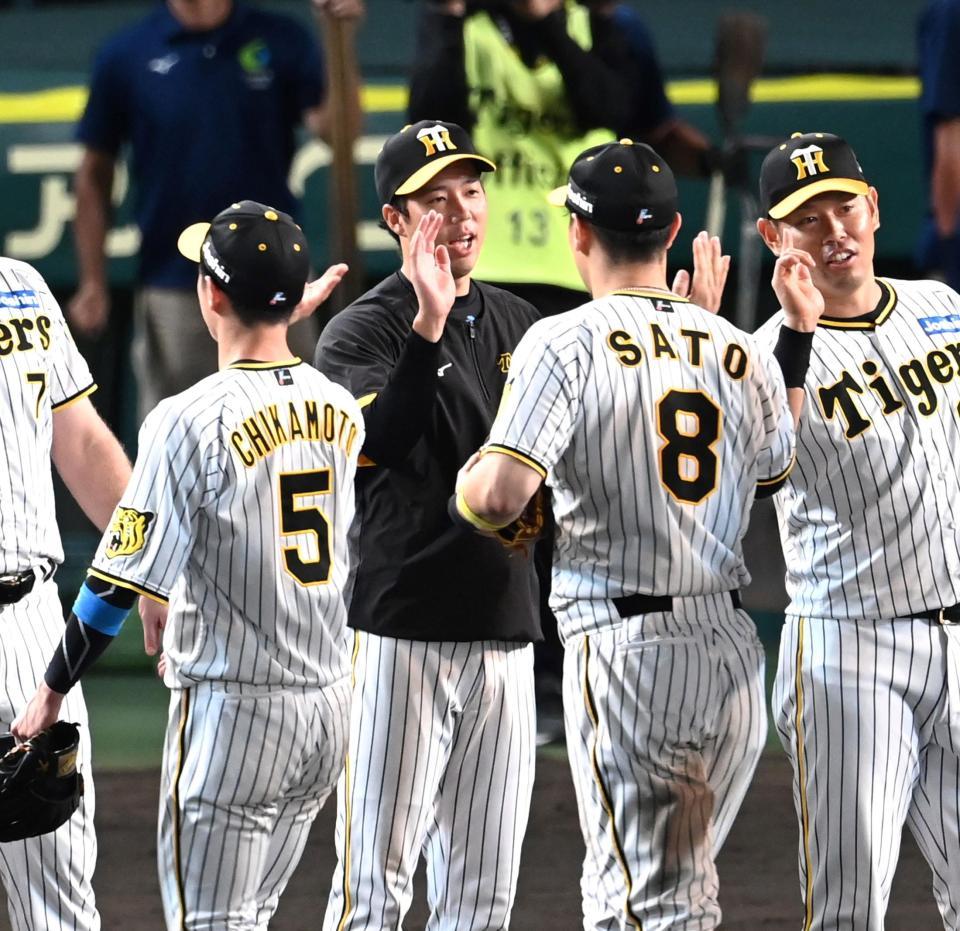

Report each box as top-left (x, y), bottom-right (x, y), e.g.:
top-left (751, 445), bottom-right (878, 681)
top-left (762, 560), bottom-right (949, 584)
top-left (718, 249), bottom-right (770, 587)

top-left (0, 564), bottom-right (54, 606)
top-left (914, 603), bottom-right (960, 624)
top-left (612, 590), bottom-right (742, 619)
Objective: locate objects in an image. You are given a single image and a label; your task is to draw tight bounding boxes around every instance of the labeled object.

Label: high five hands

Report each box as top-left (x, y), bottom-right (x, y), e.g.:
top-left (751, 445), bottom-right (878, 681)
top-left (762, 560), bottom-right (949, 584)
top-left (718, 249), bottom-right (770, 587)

top-left (771, 226), bottom-right (824, 332)
top-left (672, 231), bottom-right (731, 313)
top-left (408, 210), bottom-right (457, 343)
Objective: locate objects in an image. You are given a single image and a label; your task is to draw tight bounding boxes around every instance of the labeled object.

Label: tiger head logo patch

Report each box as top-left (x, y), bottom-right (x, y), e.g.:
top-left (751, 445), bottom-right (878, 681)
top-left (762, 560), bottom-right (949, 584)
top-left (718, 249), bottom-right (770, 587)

top-left (105, 507), bottom-right (154, 559)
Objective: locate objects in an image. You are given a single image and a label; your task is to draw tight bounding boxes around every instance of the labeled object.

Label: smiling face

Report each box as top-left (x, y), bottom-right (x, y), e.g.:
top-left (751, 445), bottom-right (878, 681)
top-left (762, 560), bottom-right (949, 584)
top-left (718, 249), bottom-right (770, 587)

top-left (384, 163), bottom-right (489, 284)
top-left (769, 189), bottom-right (880, 301)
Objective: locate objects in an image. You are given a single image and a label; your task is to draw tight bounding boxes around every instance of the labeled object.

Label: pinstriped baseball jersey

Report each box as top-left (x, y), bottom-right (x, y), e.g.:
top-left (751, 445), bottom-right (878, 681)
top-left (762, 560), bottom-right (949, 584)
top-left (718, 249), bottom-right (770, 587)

top-left (755, 276), bottom-right (960, 620)
top-left (0, 257), bottom-right (96, 572)
top-left (90, 359), bottom-right (364, 688)
top-left (486, 289), bottom-right (794, 640)
top-left (0, 257), bottom-right (101, 930)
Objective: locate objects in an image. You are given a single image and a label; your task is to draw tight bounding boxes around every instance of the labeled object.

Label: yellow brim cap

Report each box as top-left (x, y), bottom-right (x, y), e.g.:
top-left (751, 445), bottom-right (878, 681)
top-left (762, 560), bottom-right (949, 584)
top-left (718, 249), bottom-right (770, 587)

top-left (768, 178), bottom-right (870, 219)
top-left (546, 185), bottom-right (569, 207)
top-left (394, 153), bottom-right (497, 197)
top-left (177, 222), bottom-right (211, 262)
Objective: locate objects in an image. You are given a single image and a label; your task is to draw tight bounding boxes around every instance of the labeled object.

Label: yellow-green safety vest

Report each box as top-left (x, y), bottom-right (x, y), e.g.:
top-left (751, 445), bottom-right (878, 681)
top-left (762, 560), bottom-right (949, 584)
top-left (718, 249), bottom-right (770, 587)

top-left (464, 4), bottom-right (614, 292)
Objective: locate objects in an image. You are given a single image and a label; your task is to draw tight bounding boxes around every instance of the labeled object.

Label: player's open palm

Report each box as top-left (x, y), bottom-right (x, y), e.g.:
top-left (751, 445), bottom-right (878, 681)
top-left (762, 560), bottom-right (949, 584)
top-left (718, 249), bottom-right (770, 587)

top-left (408, 210), bottom-right (456, 341)
top-left (290, 263), bottom-right (349, 324)
top-left (773, 227), bottom-right (824, 332)
top-left (672, 230), bottom-right (730, 313)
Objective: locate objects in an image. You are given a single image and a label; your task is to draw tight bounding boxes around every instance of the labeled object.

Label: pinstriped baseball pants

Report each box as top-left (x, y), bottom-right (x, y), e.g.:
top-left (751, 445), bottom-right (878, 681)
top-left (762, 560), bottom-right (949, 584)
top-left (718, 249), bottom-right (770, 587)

top-left (562, 595), bottom-right (766, 931)
top-left (0, 581), bottom-right (99, 931)
top-left (774, 616), bottom-right (960, 930)
top-left (157, 678), bottom-right (351, 931)
top-left (322, 634), bottom-right (537, 931)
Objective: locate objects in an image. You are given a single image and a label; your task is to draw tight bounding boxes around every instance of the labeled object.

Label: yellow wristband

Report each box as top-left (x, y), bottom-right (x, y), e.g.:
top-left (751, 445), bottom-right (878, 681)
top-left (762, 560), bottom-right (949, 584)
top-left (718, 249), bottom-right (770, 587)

top-left (455, 490), bottom-right (511, 532)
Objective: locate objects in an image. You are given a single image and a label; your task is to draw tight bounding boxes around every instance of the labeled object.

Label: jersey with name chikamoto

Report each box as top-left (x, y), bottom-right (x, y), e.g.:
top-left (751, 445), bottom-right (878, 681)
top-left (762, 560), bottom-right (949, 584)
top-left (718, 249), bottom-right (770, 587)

top-left (0, 257), bottom-right (96, 574)
top-left (486, 290), bottom-right (794, 640)
top-left (755, 276), bottom-right (960, 620)
top-left (91, 359), bottom-right (364, 688)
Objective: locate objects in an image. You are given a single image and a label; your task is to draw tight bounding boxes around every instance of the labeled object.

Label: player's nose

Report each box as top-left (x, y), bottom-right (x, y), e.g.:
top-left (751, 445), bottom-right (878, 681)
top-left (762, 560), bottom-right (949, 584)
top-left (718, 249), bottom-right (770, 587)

top-left (823, 212), bottom-right (847, 240)
top-left (446, 193), bottom-right (473, 223)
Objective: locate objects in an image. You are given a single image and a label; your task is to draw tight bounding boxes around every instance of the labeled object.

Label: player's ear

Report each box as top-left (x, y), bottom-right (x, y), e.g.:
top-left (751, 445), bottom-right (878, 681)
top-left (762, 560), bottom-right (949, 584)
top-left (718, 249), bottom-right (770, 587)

top-left (381, 203), bottom-right (406, 238)
top-left (866, 186), bottom-right (880, 232)
top-left (757, 217), bottom-right (781, 255)
top-left (664, 213), bottom-right (682, 250)
top-left (570, 214), bottom-right (591, 255)
top-left (199, 275), bottom-right (229, 319)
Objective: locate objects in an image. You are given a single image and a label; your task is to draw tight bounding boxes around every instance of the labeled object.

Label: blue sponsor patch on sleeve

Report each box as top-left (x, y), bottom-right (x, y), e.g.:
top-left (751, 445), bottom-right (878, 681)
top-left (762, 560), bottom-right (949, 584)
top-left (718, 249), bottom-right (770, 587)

top-left (918, 314), bottom-right (960, 335)
top-left (0, 290), bottom-right (40, 311)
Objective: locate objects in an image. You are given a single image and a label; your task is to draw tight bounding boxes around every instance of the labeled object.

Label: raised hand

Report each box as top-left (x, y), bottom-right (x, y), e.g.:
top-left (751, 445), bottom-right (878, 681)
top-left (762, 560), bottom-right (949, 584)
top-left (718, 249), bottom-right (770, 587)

top-left (772, 226), bottom-right (824, 332)
top-left (672, 231), bottom-right (730, 313)
top-left (289, 263), bottom-right (349, 324)
top-left (408, 210), bottom-right (456, 343)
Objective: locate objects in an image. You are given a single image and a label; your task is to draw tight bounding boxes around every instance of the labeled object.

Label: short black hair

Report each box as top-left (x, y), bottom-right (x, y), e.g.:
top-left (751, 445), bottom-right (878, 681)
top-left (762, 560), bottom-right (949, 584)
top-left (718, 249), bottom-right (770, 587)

top-left (230, 296), bottom-right (295, 327)
top-left (589, 222), bottom-right (673, 265)
top-left (379, 195), bottom-right (409, 247)
top-left (202, 273), bottom-right (295, 326)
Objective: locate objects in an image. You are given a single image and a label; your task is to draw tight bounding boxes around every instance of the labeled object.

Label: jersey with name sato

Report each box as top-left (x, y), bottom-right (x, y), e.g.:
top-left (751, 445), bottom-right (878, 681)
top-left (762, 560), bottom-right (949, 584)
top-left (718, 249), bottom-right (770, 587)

top-left (755, 277), bottom-right (960, 620)
top-left (91, 359), bottom-right (364, 688)
top-left (486, 290), bottom-right (793, 639)
top-left (0, 257), bottom-right (96, 573)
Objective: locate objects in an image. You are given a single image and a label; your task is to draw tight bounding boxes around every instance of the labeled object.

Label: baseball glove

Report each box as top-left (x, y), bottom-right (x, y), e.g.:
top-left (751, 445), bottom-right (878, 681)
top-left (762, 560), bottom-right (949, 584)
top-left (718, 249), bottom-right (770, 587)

top-left (494, 487), bottom-right (546, 553)
top-left (0, 721), bottom-right (83, 842)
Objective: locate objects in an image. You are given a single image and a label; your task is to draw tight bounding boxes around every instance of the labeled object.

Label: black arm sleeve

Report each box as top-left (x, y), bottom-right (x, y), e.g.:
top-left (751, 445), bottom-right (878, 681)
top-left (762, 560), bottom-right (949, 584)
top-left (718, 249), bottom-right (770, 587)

top-left (43, 613), bottom-right (115, 695)
top-left (361, 330), bottom-right (444, 467)
top-left (772, 326), bottom-right (814, 389)
top-left (43, 575), bottom-right (139, 693)
top-left (408, 8), bottom-right (473, 128)
top-left (536, 10), bottom-right (635, 133)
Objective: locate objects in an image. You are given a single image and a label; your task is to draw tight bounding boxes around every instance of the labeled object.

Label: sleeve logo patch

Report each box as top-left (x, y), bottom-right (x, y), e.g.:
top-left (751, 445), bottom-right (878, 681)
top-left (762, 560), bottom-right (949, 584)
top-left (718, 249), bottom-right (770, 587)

top-left (105, 507), bottom-right (155, 559)
top-left (497, 352), bottom-right (512, 373)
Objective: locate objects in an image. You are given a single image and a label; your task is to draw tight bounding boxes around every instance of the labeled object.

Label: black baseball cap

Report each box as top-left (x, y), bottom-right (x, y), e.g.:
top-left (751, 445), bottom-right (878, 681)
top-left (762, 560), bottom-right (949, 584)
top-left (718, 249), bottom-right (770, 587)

top-left (547, 139), bottom-right (678, 232)
top-left (374, 120), bottom-right (496, 204)
top-left (177, 200), bottom-right (310, 311)
top-left (760, 132), bottom-right (870, 220)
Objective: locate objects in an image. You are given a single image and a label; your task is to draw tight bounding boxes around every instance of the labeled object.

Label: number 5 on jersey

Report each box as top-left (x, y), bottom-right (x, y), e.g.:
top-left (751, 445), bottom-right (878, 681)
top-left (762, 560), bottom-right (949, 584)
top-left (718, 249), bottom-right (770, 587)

top-left (279, 469), bottom-right (333, 585)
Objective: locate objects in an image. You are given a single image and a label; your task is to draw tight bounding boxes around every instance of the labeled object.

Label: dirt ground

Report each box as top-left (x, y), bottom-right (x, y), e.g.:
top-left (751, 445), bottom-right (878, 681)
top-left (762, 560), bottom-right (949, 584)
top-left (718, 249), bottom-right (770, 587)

top-left (0, 753), bottom-right (941, 930)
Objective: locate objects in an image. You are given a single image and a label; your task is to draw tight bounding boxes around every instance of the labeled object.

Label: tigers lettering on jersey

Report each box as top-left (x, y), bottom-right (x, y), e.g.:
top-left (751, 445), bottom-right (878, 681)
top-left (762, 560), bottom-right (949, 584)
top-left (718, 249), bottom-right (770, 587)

top-left (818, 340), bottom-right (960, 437)
top-left (0, 315), bottom-right (52, 356)
top-left (0, 258), bottom-right (96, 574)
top-left (229, 399), bottom-right (361, 467)
top-left (605, 324), bottom-right (750, 380)
top-left (754, 276), bottom-right (960, 621)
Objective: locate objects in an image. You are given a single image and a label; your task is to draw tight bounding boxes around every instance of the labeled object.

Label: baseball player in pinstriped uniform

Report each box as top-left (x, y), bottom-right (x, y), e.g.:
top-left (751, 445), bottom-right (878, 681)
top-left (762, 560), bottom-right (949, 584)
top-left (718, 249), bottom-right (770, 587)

top-left (0, 256), bottom-right (131, 929)
top-left (14, 202), bottom-right (363, 931)
top-left (456, 140), bottom-right (795, 930)
top-left (314, 121), bottom-right (542, 931)
top-left (754, 132), bottom-right (960, 929)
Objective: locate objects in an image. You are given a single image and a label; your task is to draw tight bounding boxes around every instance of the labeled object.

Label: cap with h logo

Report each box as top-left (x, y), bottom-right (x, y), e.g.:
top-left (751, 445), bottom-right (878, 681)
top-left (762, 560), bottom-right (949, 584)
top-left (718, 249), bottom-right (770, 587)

top-left (547, 139), bottom-right (678, 232)
top-left (760, 132), bottom-right (869, 220)
top-left (176, 200), bottom-right (311, 312)
top-left (374, 120), bottom-right (496, 204)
